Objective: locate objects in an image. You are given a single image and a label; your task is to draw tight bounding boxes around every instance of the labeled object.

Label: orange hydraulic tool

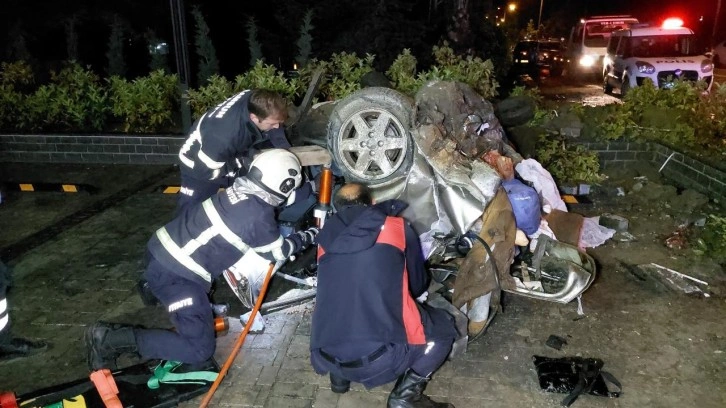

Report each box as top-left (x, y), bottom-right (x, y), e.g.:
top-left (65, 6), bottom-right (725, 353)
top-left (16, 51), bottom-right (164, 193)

top-left (314, 166), bottom-right (334, 228)
top-left (89, 369), bottom-right (122, 408)
top-left (214, 316), bottom-right (229, 336)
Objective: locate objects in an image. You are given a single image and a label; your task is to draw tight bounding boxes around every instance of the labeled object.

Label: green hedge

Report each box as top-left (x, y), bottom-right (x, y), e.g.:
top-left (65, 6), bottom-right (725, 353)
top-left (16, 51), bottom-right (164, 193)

top-left (0, 44), bottom-right (499, 133)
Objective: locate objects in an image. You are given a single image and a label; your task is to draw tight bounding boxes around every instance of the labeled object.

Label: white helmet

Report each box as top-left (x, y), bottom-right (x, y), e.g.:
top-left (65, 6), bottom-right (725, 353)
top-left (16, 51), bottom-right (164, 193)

top-left (247, 149), bottom-right (302, 199)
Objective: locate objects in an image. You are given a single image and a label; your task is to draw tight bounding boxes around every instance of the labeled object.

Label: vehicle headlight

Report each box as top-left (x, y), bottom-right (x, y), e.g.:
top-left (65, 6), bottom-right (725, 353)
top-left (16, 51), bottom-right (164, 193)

top-left (701, 59), bottom-right (714, 73)
top-left (579, 55), bottom-right (596, 67)
top-left (635, 61), bottom-right (656, 74)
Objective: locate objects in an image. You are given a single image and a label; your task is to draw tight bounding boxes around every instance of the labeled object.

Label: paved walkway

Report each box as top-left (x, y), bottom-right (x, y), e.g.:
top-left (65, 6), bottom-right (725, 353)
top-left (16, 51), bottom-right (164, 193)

top-left (1, 163), bottom-right (725, 407)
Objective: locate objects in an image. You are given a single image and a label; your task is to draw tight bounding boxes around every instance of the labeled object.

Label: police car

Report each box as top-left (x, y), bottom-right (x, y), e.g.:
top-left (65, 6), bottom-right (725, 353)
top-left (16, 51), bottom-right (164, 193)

top-left (603, 18), bottom-right (714, 96)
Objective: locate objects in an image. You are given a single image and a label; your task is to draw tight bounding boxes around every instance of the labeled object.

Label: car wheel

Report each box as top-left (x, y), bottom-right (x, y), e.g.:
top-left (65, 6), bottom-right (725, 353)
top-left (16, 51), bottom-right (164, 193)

top-left (327, 87), bottom-right (414, 185)
top-left (603, 75), bottom-right (613, 95)
top-left (620, 78), bottom-right (631, 98)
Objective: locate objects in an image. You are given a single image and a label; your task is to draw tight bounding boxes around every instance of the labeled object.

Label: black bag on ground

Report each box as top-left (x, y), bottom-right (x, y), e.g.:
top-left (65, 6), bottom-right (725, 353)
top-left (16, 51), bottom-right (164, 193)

top-left (532, 355), bottom-right (622, 407)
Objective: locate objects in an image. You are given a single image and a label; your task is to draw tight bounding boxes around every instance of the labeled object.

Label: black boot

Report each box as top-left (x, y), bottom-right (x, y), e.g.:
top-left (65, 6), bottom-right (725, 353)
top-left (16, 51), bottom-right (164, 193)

top-left (330, 372), bottom-right (351, 394)
top-left (387, 370), bottom-right (454, 408)
top-left (0, 337), bottom-right (48, 363)
top-left (85, 321), bottom-right (138, 371)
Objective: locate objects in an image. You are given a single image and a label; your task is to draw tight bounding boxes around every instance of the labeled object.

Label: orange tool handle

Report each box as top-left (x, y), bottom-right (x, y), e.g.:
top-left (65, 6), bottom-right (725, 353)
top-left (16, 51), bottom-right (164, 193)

top-left (90, 369), bottom-right (122, 408)
top-left (198, 263), bottom-right (276, 408)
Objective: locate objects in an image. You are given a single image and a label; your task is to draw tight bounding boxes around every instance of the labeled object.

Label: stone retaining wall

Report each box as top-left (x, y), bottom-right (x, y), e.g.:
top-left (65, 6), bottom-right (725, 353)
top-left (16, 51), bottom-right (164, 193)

top-left (579, 140), bottom-right (726, 201)
top-left (0, 134), bottom-right (184, 165)
top-left (1, 133), bottom-right (724, 200)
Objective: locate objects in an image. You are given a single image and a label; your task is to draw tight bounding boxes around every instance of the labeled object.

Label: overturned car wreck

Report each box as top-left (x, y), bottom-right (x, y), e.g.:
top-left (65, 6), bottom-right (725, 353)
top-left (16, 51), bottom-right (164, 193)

top-left (288, 80), bottom-right (598, 342)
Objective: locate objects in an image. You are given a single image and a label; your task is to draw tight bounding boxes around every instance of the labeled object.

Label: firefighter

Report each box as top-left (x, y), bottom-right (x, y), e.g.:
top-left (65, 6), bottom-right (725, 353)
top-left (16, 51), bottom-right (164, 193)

top-left (176, 89), bottom-right (292, 215)
top-left (85, 149), bottom-right (319, 370)
top-left (0, 260), bottom-right (48, 363)
top-left (310, 183), bottom-right (457, 408)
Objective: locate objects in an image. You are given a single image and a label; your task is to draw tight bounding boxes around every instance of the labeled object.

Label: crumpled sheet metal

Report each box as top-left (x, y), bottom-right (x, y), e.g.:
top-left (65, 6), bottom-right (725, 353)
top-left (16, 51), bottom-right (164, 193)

top-left (372, 124), bottom-right (502, 235)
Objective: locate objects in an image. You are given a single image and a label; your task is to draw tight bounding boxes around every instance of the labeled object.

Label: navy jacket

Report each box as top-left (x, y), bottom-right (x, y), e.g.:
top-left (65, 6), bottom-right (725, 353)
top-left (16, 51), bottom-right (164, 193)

top-left (178, 90), bottom-right (290, 182)
top-left (310, 200), bottom-right (457, 351)
top-left (147, 179), bottom-right (304, 290)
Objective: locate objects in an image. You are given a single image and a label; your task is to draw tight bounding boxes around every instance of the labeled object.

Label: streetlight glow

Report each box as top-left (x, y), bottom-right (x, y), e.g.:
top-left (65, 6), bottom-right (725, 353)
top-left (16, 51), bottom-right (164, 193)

top-left (508, 3), bottom-right (517, 12)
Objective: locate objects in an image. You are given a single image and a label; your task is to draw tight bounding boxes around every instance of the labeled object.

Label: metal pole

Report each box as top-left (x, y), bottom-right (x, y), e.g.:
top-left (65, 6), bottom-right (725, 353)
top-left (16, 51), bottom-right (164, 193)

top-left (538, 0), bottom-right (544, 30)
top-left (713, 0), bottom-right (723, 48)
top-left (170, 0), bottom-right (192, 131)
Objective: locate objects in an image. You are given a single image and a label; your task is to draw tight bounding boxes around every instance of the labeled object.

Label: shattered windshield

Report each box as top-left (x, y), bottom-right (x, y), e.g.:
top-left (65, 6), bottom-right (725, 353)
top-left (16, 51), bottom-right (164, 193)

top-left (624, 34), bottom-right (701, 58)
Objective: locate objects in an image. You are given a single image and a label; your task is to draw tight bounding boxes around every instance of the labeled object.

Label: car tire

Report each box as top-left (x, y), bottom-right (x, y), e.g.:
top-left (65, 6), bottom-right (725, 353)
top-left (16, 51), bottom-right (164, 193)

top-left (326, 87), bottom-right (414, 185)
top-left (620, 78), bottom-right (631, 98)
top-left (603, 75), bottom-right (613, 95)
top-left (714, 55), bottom-right (721, 68)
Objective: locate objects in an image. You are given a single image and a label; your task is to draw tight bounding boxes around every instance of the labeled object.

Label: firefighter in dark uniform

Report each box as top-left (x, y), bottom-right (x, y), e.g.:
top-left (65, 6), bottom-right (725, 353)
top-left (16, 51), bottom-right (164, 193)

top-left (0, 260), bottom-right (48, 363)
top-left (85, 149), bottom-right (319, 370)
top-left (176, 88), bottom-right (292, 214)
top-left (311, 183), bottom-right (457, 408)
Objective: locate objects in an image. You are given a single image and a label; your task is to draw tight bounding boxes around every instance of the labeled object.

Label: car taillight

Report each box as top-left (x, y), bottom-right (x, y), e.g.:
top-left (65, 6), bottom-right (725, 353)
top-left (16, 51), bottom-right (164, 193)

top-left (635, 61), bottom-right (656, 74)
top-left (701, 59), bottom-right (714, 73)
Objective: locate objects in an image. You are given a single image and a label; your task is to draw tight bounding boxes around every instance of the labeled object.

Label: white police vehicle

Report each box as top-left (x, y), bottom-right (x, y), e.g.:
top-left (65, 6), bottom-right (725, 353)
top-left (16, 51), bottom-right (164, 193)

top-left (603, 18), bottom-right (714, 96)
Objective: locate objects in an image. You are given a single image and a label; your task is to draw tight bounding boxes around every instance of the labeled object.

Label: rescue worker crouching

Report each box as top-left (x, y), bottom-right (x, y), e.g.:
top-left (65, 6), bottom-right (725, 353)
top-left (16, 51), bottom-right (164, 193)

top-left (311, 183), bottom-right (457, 408)
top-left (176, 88), bottom-right (293, 215)
top-left (85, 149), bottom-right (319, 371)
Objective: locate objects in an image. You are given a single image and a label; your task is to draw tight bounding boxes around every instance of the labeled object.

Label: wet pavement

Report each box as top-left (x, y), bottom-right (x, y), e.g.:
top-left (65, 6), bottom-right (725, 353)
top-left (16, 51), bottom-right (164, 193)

top-left (1, 162), bottom-right (726, 407)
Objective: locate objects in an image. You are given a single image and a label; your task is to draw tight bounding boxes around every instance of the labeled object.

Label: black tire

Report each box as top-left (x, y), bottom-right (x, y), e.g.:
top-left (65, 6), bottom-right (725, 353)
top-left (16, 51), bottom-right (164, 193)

top-left (326, 87), bottom-right (414, 185)
top-left (495, 95), bottom-right (536, 128)
top-left (603, 75), bottom-right (613, 95)
top-left (620, 78), bottom-right (631, 98)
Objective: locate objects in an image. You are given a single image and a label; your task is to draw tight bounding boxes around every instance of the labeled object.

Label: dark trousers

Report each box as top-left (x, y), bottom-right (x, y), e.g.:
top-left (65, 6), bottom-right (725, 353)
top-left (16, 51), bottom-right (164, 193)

top-left (177, 174), bottom-right (230, 215)
top-left (135, 256), bottom-right (215, 365)
top-left (311, 338), bottom-right (454, 389)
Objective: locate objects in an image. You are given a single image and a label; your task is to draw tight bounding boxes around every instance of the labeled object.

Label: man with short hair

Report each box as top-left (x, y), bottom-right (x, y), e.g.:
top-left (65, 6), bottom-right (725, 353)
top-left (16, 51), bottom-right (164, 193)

top-left (311, 183), bottom-right (457, 408)
top-left (176, 89), bottom-right (292, 214)
top-left (85, 149), bottom-right (319, 370)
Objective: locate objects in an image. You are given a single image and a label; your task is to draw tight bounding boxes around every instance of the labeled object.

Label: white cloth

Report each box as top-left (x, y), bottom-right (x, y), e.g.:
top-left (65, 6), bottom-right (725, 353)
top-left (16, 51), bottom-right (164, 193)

top-left (515, 159), bottom-right (567, 212)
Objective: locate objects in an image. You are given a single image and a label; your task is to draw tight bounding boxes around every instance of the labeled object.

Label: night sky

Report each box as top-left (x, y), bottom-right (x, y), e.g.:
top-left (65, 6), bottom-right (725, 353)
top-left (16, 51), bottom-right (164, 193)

top-left (1, 0), bottom-right (723, 79)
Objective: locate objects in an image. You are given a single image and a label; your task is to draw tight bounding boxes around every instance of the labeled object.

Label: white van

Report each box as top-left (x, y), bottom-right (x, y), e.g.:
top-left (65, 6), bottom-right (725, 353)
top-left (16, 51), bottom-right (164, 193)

top-left (566, 15), bottom-right (639, 78)
top-left (603, 19), bottom-right (714, 96)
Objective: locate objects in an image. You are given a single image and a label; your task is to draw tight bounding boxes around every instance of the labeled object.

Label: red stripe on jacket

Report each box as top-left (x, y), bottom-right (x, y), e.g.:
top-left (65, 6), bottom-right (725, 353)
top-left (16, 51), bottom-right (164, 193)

top-left (376, 217), bottom-right (426, 345)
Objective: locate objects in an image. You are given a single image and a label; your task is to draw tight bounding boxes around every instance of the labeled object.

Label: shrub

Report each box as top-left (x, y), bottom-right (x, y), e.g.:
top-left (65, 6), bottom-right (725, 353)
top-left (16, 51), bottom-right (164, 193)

top-left (579, 104), bottom-right (633, 141)
top-left (0, 61), bottom-right (34, 131)
top-left (108, 70), bottom-right (179, 133)
top-left (234, 60), bottom-right (302, 100)
top-left (321, 52), bottom-right (374, 101)
top-left (696, 214), bottom-right (726, 264)
top-left (535, 134), bottom-right (603, 184)
top-left (22, 62), bottom-right (108, 132)
top-left (386, 49), bottom-right (419, 96)
top-left (185, 74), bottom-right (234, 119)
top-left (421, 43), bottom-right (498, 100)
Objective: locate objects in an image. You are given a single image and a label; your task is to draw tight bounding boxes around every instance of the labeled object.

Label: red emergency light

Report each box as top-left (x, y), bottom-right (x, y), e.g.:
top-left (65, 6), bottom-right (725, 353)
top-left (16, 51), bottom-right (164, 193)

top-left (662, 17), bottom-right (684, 29)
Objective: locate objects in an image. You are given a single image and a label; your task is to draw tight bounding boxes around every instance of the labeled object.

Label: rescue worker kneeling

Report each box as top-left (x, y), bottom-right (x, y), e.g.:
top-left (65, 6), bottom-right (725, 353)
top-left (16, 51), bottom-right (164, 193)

top-left (311, 183), bottom-right (457, 408)
top-left (85, 149), bottom-right (318, 370)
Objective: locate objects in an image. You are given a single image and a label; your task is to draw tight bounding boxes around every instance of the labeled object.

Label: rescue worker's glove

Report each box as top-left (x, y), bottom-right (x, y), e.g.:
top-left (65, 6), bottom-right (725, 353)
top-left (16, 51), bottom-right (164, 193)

top-left (297, 227), bottom-right (319, 246)
top-left (287, 227), bottom-right (320, 253)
